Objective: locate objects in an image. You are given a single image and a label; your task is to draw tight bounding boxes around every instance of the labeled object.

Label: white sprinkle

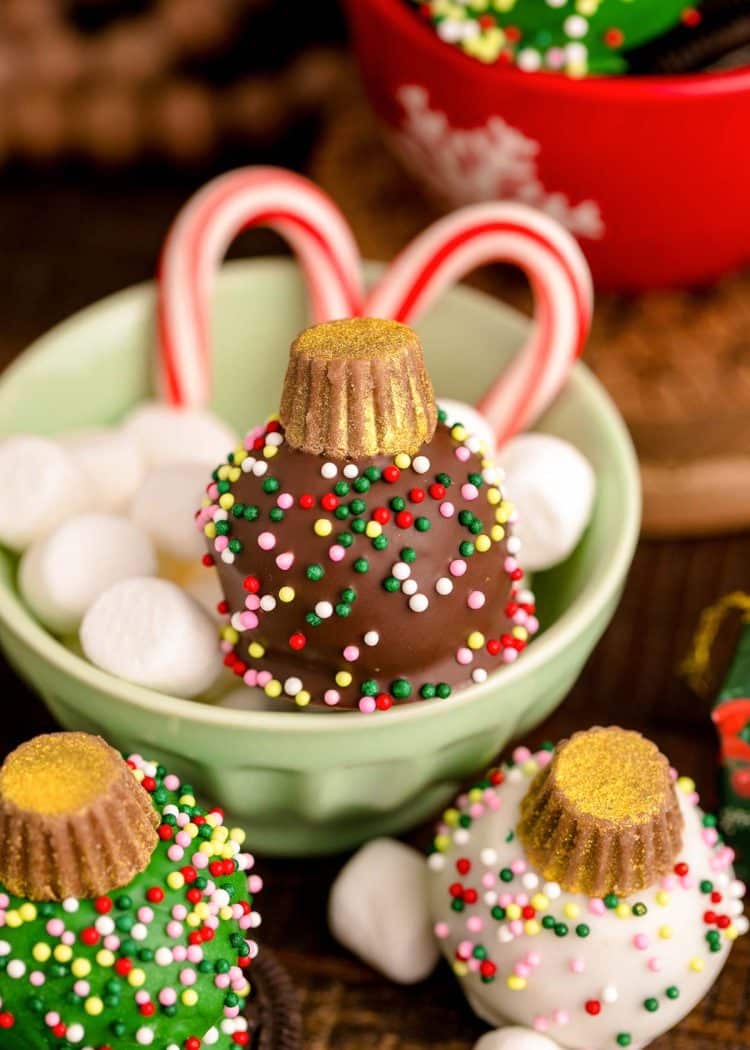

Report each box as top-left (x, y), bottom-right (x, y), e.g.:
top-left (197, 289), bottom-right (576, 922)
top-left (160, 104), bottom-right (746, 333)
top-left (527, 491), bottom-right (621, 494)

top-left (7, 960), bottom-right (25, 978)
top-left (251, 460), bottom-right (268, 477)
top-left (131, 923), bottom-right (148, 941)
top-left (265, 432), bottom-right (283, 446)
top-left (364, 631), bottom-right (380, 646)
top-left (204, 1029), bottom-right (220, 1046)
top-left (66, 1024), bottom-right (85, 1044)
top-left (155, 947), bottom-right (173, 966)
top-left (454, 829), bottom-right (470, 845)
top-left (480, 848), bottom-right (498, 866)
top-left (730, 880), bottom-right (746, 898)
top-left (517, 48), bottom-right (542, 72)
top-left (564, 14), bottom-right (589, 38)
top-left (220, 549), bottom-right (235, 565)
top-left (260, 595), bottom-right (276, 612)
top-left (409, 594), bottom-right (429, 613)
top-left (241, 457), bottom-right (256, 473)
top-left (544, 882), bottom-right (562, 899)
top-left (62, 897), bottom-right (79, 913)
top-left (343, 464), bottom-right (359, 479)
top-left (392, 561), bottom-right (411, 580)
top-left (471, 668), bottom-right (488, 683)
top-left (212, 509), bottom-right (228, 523)
top-left (95, 916), bottom-right (115, 935)
top-left (402, 579), bottom-right (418, 596)
top-left (321, 462), bottom-right (338, 479)
top-left (484, 891), bottom-right (498, 907)
top-left (522, 872), bottom-right (540, 890)
top-left (735, 916), bottom-right (749, 935)
top-left (427, 853), bottom-right (446, 872)
top-left (284, 677), bottom-right (303, 697)
top-left (506, 536), bottom-right (522, 555)
top-left (315, 601), bottom-right (333, 619)
top-left (0, 941), bottom-right (10, 957)
top-left (435, 577), bottom-right (453, 596)
top-left (412, 455), bottom-right (430, 474)
top-left (498, 926), bottom-right (514, 944)
top-left (136, 1028), bottom-right (154, 1046)
top-left (601, 985), bottom-right (619, 1004)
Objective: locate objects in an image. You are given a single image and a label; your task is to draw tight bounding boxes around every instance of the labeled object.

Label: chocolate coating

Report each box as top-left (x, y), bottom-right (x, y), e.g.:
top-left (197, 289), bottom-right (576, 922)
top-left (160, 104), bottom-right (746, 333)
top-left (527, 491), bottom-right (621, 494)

top-left (203, 416), bottom-right (537, 712)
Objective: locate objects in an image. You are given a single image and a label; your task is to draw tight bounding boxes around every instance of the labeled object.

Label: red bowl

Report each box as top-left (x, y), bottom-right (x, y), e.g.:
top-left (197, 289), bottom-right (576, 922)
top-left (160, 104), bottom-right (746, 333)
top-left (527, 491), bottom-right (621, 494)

top-left (343, 0), bottom-right (750, 291)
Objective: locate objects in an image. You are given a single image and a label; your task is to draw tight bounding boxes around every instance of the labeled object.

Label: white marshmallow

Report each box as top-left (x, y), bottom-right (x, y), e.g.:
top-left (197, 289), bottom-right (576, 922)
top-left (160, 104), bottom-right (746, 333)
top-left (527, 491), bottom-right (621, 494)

top-left (497, 433), bottom-right (595, 573)
top-left (0, 435), bottom-right (93, 552)
top-left (122, 402), bottom-right (238, 469)
top-left (80, 577), bottom-right (222, 698)
top-left (328, 838), bottom-right (439, 984)
top-left (474, 1029), bottom-right (561, 1050)
top-left (59, 427), bottom-right (144, 512)
top-left (131, 462), bottom-right (210, 562)
top-left (19, 513), bottom-right (157, 634)
top-left (438, 398), bottom-right (495, 453)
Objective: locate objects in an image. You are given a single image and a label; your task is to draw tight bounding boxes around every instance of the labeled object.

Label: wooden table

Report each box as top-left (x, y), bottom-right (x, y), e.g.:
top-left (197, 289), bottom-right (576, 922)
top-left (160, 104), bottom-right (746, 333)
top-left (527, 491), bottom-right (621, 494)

top-left (1, 172), bottom-right (750, 1050)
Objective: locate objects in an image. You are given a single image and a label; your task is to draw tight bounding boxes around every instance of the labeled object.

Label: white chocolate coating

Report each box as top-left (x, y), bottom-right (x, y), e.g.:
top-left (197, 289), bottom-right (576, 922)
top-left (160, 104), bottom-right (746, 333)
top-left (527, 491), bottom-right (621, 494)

top-left (427, 748), bottom-right (747, 1050)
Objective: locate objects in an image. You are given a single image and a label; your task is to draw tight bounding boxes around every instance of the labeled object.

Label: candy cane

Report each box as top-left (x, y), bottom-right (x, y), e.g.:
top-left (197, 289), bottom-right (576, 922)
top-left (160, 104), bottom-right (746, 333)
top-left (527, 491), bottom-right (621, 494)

top-left (158, 167), bottom-right (365, 407)
top-left (365, 203), bottom-right (593, 447)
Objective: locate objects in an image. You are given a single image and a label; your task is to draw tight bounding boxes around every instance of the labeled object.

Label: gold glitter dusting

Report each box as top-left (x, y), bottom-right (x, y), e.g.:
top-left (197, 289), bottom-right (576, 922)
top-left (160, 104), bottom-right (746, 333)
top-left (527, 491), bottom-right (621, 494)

top-left (279, 317), bottom-right (438, 458)
top-left (0, 733), bottom-right (159, 901)
top-left (0, 733), bottom-right (119, 815)
top-left (517, 727), bottom-right (684, 897)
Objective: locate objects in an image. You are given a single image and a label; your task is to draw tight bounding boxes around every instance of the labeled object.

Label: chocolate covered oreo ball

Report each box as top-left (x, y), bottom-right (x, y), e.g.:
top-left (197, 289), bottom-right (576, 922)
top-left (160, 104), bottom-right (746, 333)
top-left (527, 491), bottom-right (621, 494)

top-left (0, 733), bottom-right (262, 1049)
top-left (199, 318), bottom-right (537, 712)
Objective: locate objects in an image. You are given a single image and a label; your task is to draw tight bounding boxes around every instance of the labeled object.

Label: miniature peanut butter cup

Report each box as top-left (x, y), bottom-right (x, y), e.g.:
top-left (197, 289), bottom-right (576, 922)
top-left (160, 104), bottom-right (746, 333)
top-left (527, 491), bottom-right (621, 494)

top-left (0, 732), bottom-right (158, 900)
top-left (279, 317), bottom-right (438, 459)
top-left (517, 726), bottom-right (684, 897)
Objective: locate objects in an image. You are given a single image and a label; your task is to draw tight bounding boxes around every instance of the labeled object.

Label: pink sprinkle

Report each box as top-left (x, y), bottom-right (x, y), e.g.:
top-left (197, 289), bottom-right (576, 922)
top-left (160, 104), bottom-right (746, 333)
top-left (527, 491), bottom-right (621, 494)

top-left (527, 616), bottom-right (540, 634)
top-left (257, 671), bottom-right (272, 687)
top-left (167, 845), bottom-right (183, 862)
top-left (533, 1017), bottom-right (549, 1033)
top-left (0, 895), bottom-right (8, 909)
top-left (553, 1010), bottom-right (569, 1026)
top-left (135, 990), bottom-right (150, 1005)
top-left (46, 919), bottom-right (64, 938)
top-left (516, 894), bottom-right (529, 907)
top-left (245, 594), bottom-right (260, 611)
top-left (547, 46), bottom-right (566, 68)
top-left (661, 874), bottom-right (678, 890)
top-left (647, 957), bottom-right (662, 972)
top-left (588, 899), bottom-right (606, 916)
top-left (276, 493), bottom-right (294, 510)
top-left (244, 426), bottom-right (264, 450)
top-left (502, 648), bottom-right (518, 664)
top-left (455, 446), bottom-right (470, 462)
top-left (457, 941), bottom-right (473, 960)
top-left (275, 551), bottom-right (294, 571)
top-left (176, 813), bottom-right (189, 828)
top-left (328, 544), bottom-right (346, 562)
top-left (193, 853), bottom-right (208, 870)
top-left (469, 803), bottom-right (484, 819)
top-left (681, 875), bottom-right (695, 890)
top-left (440, 501), bottom-right (455, 518)
top-left (172, 904), bottom-right (188, 921)
top-left (240, 612), bottom-right (259, 630)
top-left (166, 921), bottom-right (182, 939)
top-left (175, 831), bottom-right (191, 848)
top-left (482, 873), bottom-right (496, 889)
top-left (73, 981), bottom-right (89, 997)
top-left (536, 750), bottom-right (553, 768)
top-left (513, 746), bottom-right (531, 764)
top-left (468, 957), bottom-right (481, 972)
top-left (172, 946), bottom-right (187, 962)
top-left (359, 696), bottom-right (376, 714)
top-left (467, 590), bottom-right (485, 610)
top-left (30, 971), bottom-right (45, 987)
top-left (467, 916), bottom-right (483, 933)
top-left (527, 952), bottom-right (541, 968)
top-left (220, 640), bottom-right (233, 653)
top-left (215, 973), bottom-right (231, 989)
top-left (248, 875), bottom-right (263, 894)
top-left (243, 670), bottom-right (258, 687)
top-left (435, 922), bottom-right (450, 939)
top-left (207, 483), bottom-right (220, 500)
top-left (214, 536), bottom-right (228, 553)
top-left (104, 935), bottom-right (120, 951)
top-left (224, 1006), bottom-right (241, 1019)
top-left (137, 907), bottom-right (154, 924)
top-left (703, 827), bottom-right (719, 847)
top-left (257, 532), bottom-right (276, 551)
top-left (461, 483), bottom-right (479, 501)
top-left (343, 645), bottom-right (360, 662)
top-left (324, 690), bottom-right (340, 707)
top-left (570, 957), bottom-right (585, 974)
top-left (499, 895), bottom-right (513, 908)
top-left (511, 858), bottom-right (527, 875)
top-left (504, 557), bottom-right (517, 573)
top-left (633, 933), bottom-right (649, 950)
top-left (62, 931), bottom-right (75, 946)
top-left (179, 969), bottom-right (196, 987)
top-left (187, 945), bottom-right (203, 964)
top-left (456, 647), bottom-right (473, 665)
top-left (45, 1013), bottom-right (60, 1027)
top-left (515, 962), bottom-right (531, 978)
top-left (509, 919), bottom-right (524, 936)
top-left (159, 988), bottom-right (177, 1007)
top-left (450, 559), bottom-right (467, 577)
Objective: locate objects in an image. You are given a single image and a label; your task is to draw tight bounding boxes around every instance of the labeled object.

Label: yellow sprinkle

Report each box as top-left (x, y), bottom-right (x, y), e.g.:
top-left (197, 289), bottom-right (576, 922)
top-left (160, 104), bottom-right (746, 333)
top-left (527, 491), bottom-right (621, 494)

top-left (475, 535), bottom-right (491, 553)
top-left (525, 920), bottom-right (540, 936)
top-left (85, 997), bottom-right (104, 1016)
top-left (219, 906), bottom-right (234, 922)
top-left (72, 958), bottom-right (91, 978)
top-left (182, 989), bottom-right (198, 1007)
top-left (179, 794), bottom-right (196, 807)
top-left (212, 825), bottom-right (229, 843)
top-left (335, 671), bottom-right (353, 687)
top-left (194, 902), bottom-right (210, 920)
top-left (199, 841), bottom-right (214, 856)
top-left (314, 518), bottom-right (332, 537)
top-left (54, 945), bottom-right (72, 963)
top-left (365, 521), bottom-right (382, 539)
top-left (184, 823), bottom-right (198, 839)
top-left (217, 465), bottom-right (231, 480)
top-left (443, 808), bottom-right (460, 827)
top-left (221, 845), bottom-right (235, 860)
top-left (467, 631), bottom-right (485, 650)
top-left (677, 776), bottom-right (696, 795)
top-left (228, 467), bottom-right (241, 483)
top-left (167, 872), bottom-right (185, 891)
top-left (129, 968), bottom-right (146, 988)
top-left (468, 788), bottom-right (483, 803)
top-left (230, 827), bottom-right (246, 845)
top-left (248, 642), bottom-right (265, 659)
top-left (531, 894), bottom-right (549, 912)
top-left (495, 508), bottom-right (509, 525)
top-left (563, 903), bottom-right (580, 920)
top-left (522, 759), bottom-right (538, 778)
top-left (491, 525), bottom-right (505, 542)
top-left (512, 626), bottom-right (528, 641)
top-left (221, 626), bottom-right (239, 646)
top-left (434, 834), bottom-right (451, 853)
top-left (453, 961), bottom-right (469, 978)
top-left (5, 911), bottom-right (21, 928)
top-left (204, 523), bottom-right (217, 539)
top-left (263, 445), bottom-right (278, 459)
top-left (616, 903), bottom-right (631, 919)
top-left (656, 891), bottom-right (671, 907)
top-left (264, 680), bottom-right (282, 698)
top-left (295, 691), bottom-right (311, 707)
top-left (95, 950), bottom-right (115, 968)
top-left (19, 903), bottom-right (37, 922)
top-left (219, 493), bottom-right (234, 510)
top-left (278, 587), bottom-right (295, 603)
top-left (32, 943), bottom-right (51, 963)
top-left (507, 975), bottom-right (527, 991)
top-left (659, 925), bottom-right (673, 940)
top-left (506, 904), bottom-right (521, 920)
top-left (394, 453), bottom-right (411, 469)
top-left (689, 957), bottom-right (705, 973)
top-left (205, 813), bottom-right (220, 828)
top-left (233, 447), bottom-right (247, 463)
top-left (132, 768), bottom-right (145, 783)
top-left (186, 913), bottom-right (201, 928)
top-left (726, 926), bottom-right (739, 941)
top-left (451, 425), bottom-right (467, 443)
top-left (487, 487), bottom-right (501, 505)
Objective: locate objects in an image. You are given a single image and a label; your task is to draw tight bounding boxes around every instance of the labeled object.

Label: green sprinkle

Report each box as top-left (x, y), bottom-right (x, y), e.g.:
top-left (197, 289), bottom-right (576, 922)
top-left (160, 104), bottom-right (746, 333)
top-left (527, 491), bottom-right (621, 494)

top-left (335, 603), bottom-right (352, 618)
top-left (353, 477), bottom-right (370, 493)
top-left (306, 612), bottom-right (322, 628)
top-left (700, 880), bottom-right (714, 894)
top-left (469, 519), bottom-right (484, 535)
top-left (392, 678), bottom-right (412, 700)
top-left (354, 558), bottom-right (369, 573)
top-left (306, 564), bottom-right (324, 581)
top-left (468, 472), bottom-right (483, 486)
top-left (575, 924), bottom-right (590, 938)
top-left (334, 481), bottom-right (350, 496)
top-left (436, 472), bottom-right (452, 486)
top-left (231, 503), bottom-right (246, 518)
top-left (350, 498), bottom-right (367, 515)
top-left (390, 496), bottom-right (406, 512)
top-left (335, 505), bottom-right (350, 520)
top-left (415, 517), bottom-right (430, 532)
top-left (633, 902), bottom-right (648, 917)
top-left (217, 481), bottom-right (230, 494)
top-left (352, 518), bottom-right (366, 534)
top-left (215, 521), bottom-right (230, 536)
top-left (365, 466), bottom-right (381, 482)
top-left (228, 539), bottom-right (243, 554)
top-left (472, 945), bottom-right (487, 959)
top-left (401, 546), bottom-right (417, 563)
top-left (553, 923), bottom-right (568, 938)
top-left (361, 680), bottom-right (378, 696)
top-left (436, 683), bottom-right (451, 699)
top-left (338, 531), bottom-right (354, 547)
top-left (438, 408), bottom-right (447, 423)
top-left (616, 1035), bottom-right (632, 1047)
top-left (666, 986), bottom-right (679, 1000)
top-left (341, 587), bottom-right (356, 602)
top-left (243, 505), bottom-right (260, 521)
top-left (269, 508), bottom-right (284, 523)
top-left (644, 998), bottom-right (659, 1013)
top-left (541, 915), bottom-right (556, 929)
top-left (499, 868), bottom-right (514, 883)
top-left (372, 534), bottom-right (388, 550)
top-left (262, 477), bottom-right (279, 494)
top-left (491, 906), bottom-right (506, 921)
top-left (604, 894), bottom-right (619, 909)
top-left (420, 683), bottom-right (436, 699)
top-left (384, 577), bottom-right (400, 592)
top-left (451, 898), bottom-right (465, 912)
top-left (458, 510), bottom-right (474, 526)
top-left (459, 541), bottom-right (475, 557)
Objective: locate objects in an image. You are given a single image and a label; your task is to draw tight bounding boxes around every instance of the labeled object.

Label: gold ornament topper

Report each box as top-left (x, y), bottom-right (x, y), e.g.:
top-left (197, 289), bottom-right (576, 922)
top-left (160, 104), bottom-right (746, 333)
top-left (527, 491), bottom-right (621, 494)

top-left (279, 317), bottom-right (438, 459)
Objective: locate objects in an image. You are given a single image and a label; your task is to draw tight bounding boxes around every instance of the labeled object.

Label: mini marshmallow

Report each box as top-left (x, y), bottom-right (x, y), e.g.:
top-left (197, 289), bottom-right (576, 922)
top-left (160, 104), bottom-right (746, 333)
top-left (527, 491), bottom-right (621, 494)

top-left (80, 577), bottom-right (222, 698)
top-left (474, 1029), bottom-right (561, 1050)
top-left (131, 462), bottom-right (210, 562)
top-left (20, 513), bottom-right (157, 634)
top-left (329, 838), bottom-right (439, 984)
top-left (59, 427), bottom-right (144, 512)
top-left (122, 402), bottom-right (238, 469)
top-left (497, 433), bottom-right (596, 573)
top-left (0, 435), bottom-right (93, 552)
top-left (438, 398), bottom-right (496, 453)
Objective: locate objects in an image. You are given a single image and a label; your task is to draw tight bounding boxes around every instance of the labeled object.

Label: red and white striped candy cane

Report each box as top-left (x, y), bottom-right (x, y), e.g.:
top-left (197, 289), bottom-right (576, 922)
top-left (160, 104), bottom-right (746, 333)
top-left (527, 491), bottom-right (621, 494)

top-left (365, 202), bottom-right (593, 447)
top-left (158, 167), bottom-right (365, 407)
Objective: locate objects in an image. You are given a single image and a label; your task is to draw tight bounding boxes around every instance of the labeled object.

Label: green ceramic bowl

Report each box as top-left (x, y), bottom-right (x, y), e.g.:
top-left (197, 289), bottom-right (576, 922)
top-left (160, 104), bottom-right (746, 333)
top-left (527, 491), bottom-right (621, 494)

top-left (0, 260), bottom-right (640, 855)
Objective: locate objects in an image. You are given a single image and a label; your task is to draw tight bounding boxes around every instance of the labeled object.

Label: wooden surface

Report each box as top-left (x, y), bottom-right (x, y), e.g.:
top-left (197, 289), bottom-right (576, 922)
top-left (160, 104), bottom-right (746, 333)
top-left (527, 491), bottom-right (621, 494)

top-left (1, 167), bottom-right (750, 1050)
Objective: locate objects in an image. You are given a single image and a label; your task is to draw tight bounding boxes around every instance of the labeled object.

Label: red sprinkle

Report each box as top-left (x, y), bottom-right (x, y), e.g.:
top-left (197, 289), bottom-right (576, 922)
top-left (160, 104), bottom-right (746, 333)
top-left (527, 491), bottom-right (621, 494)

top-left (395, 511), bottom-right (413, 529)
top-left (320, 493), bottom-right (339, 512)
top-left (94, 896), bottom-right (113, 914)
top-left (298, 494), bottom-right (315, 509)
top-left (428, 483), bottom-right (446, 500)
top-left (409, 488), bottom-right (425, 503)
top-left (289, 632), bottom-right (307, 651)
top-left (372, 507), bottom-right (390, 525)
top-left (243, 576), bottom-right (260, 594)
top-left (456, 858), bottom-right (471, 875)
top-left (146, 887), bottom-right (165, 904)
top-left (376, 693), bottom-right (393, 711)
top-left (585, 1000), bottom-right (601, 1016)
top-left (383, 466), bottom-right (400, 483)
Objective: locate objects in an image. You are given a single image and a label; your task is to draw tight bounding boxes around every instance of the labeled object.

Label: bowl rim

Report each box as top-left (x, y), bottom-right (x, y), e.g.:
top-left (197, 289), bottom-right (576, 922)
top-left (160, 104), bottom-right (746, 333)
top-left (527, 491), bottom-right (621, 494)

top-left (0, 261), bottom-right (641, 734)
top-left (346, 0), bottom-right (750, 99)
